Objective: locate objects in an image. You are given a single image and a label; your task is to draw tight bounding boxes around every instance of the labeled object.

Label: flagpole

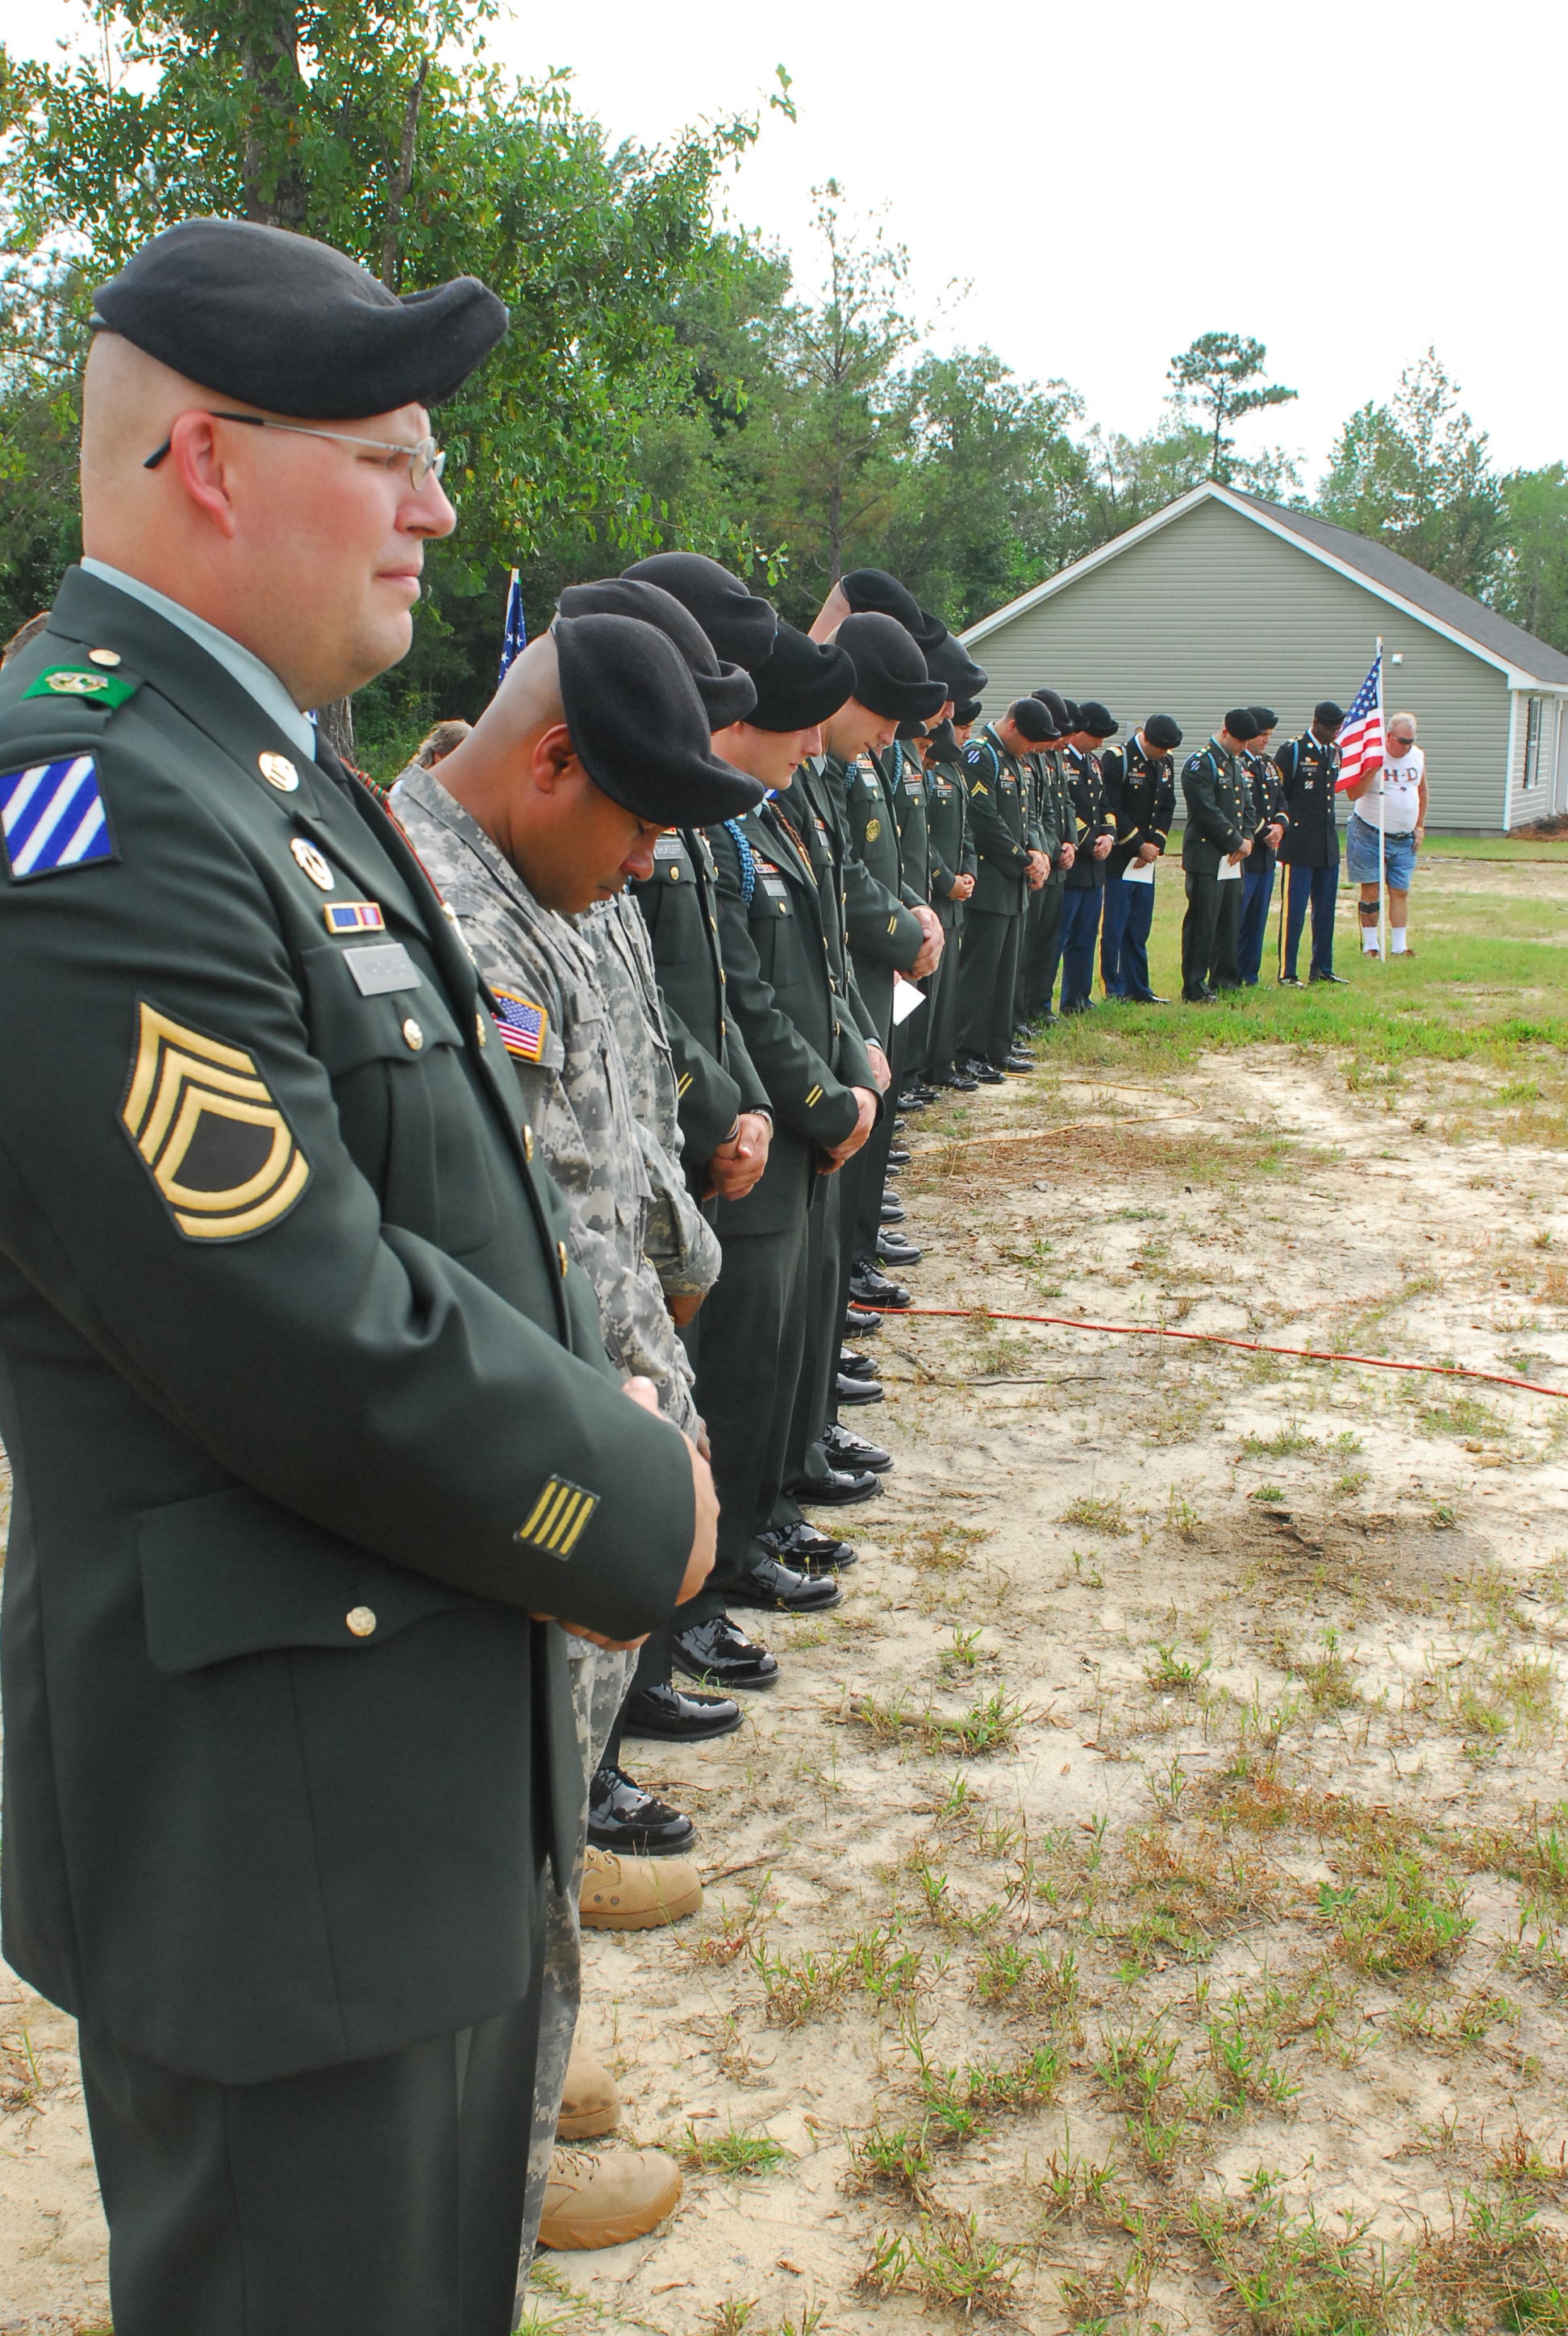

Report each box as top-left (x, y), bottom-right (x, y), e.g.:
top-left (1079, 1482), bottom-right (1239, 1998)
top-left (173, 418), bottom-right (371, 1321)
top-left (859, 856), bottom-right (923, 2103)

top-left (1375, 637), bottom-right (1387, 965)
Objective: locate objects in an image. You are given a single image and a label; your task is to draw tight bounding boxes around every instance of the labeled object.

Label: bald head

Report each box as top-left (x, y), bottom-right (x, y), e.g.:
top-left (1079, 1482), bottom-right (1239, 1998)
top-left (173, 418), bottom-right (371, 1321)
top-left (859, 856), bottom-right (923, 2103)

top-left (78, 330), bottom-right (457, 711)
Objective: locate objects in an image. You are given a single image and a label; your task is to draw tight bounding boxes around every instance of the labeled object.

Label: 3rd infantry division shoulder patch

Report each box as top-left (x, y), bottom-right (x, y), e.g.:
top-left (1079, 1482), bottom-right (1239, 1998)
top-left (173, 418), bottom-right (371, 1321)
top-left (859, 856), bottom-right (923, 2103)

top-left (0, 754), bottom-right (116, 879)
top-left (120, 1002), bottom-right (310, 1241)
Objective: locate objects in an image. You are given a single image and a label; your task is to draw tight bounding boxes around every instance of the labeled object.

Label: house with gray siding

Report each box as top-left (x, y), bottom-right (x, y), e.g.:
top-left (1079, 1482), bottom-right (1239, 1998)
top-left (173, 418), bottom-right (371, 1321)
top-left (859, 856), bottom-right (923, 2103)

top-left (961, 484), bottom-right (1568, 831)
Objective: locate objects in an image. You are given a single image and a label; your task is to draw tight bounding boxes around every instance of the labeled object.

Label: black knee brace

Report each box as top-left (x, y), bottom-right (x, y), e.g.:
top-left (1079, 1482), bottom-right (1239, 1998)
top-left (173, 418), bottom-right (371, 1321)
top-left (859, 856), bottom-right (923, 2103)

top-left (1357, 901), bottom-right (1379, 926)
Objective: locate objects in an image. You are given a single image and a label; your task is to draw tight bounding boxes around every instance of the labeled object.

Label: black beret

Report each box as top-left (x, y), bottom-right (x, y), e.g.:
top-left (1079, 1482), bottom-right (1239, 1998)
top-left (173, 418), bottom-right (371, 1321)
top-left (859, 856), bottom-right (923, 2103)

top-left (93, 218), bottom-right (508, 419)
top-left (620, 553), bottom-right (778, 677)
top-left (1060, 699), bottom-right (1082, 729)
top-left (1144, 714), bottom-right (1183, 749)
top-left (841, 568), bottom-right (924, 635)
top-left (928, 717), bottom-right (958, 759)
top-left (1315, 700), bottom-right (1345, 729)
top-left (953, 697), bottom-right (983, 727)
top-left (1224, 707), bottom-right (1261, 742)
top-left (553, 614), bottom-right (763, 824)
top-left (557, 577), bottom-right (755, 729)
top-left (1077, 700), bottom-right (1120, 738)
top-left (837, 613), bottom-right (945, 722)
top-left (1032, 688), bottom-right (1071, 732)
top-left (1008, 698), bottom-right (1054, 745)
top-left (924, 629), bottom-right (988, 699)
top-left (748, 622), bottom-right (855, 733)
top-left (1249, 706), bottom-right (1278, 730)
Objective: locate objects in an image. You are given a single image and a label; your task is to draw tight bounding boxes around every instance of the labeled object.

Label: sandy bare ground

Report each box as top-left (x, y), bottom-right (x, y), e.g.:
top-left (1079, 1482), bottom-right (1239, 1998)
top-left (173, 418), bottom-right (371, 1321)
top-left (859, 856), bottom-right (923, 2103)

top-left (7, 1037), bottom-right (1568, 2334)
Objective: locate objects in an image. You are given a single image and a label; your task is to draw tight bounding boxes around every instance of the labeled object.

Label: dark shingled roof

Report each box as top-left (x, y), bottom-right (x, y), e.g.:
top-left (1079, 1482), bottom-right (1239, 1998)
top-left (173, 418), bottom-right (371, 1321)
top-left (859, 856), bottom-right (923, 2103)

top-left (1229, 488), bottom-right (1568, 688)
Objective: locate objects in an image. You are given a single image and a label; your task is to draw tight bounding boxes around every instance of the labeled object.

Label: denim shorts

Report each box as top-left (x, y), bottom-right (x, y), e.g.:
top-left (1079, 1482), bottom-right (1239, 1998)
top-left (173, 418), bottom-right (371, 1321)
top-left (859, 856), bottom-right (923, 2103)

top-left (1346, 814), bottom-right (1416, 891)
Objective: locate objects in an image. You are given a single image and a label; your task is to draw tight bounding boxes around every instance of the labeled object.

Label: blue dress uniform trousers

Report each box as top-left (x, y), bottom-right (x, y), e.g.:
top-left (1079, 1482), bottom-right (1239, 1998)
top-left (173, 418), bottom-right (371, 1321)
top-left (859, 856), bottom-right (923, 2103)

top-left (1283, 863), bottom-right (1339, 978)
top-left (1057, 886), bottom-right (1103, 1009)
top-left (1100, 874), bottom-right (1157, 999)
top-left (1237, 861), bottom-right (1276, 986)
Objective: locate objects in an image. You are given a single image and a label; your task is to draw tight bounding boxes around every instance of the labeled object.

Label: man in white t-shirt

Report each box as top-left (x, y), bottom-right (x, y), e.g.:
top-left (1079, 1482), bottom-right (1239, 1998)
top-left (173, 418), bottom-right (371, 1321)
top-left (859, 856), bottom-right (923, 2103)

top-left (1343, 710), bottom-right (1427, 956)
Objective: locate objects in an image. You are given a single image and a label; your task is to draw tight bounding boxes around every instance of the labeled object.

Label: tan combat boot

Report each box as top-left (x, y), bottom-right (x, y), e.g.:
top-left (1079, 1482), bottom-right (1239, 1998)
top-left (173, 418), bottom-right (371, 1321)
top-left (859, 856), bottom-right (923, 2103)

top-left (537, 2147), bottom-right (682, 2250)
top-left (557, 2038), bottom-right (620, 2142)
top-left (579, 1844), bottom-right (703, 1930)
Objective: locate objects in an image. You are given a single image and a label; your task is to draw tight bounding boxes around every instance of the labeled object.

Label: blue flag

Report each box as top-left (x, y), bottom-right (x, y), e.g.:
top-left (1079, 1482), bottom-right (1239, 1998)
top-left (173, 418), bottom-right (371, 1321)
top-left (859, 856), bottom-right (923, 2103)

top-left (498, 569), bottom-right (526, 683)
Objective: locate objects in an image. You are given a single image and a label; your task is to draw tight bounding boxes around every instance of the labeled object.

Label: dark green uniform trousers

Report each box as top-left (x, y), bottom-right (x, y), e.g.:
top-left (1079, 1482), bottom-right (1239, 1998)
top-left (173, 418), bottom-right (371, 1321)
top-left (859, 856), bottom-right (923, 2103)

top-left (1017, 881), bottom-right (1065, 1020)
top-left (853, 1016), bottom-right (907, 1260)
top-left (1013, 883), bottom-right (1048, 1024)
top-left (1182, 872), bottom-right (1244, 997)
top-left (956, 907), bottom-right (1022, 1066)
top-left (690, 1216), bottom-right (812, 1615)
top-left (775, 1175), bottom-right (843, 1516)
top-left (80, 1909), bottom-right (545, 2336)
top-left (920, 917), bottom-right (961, 1076)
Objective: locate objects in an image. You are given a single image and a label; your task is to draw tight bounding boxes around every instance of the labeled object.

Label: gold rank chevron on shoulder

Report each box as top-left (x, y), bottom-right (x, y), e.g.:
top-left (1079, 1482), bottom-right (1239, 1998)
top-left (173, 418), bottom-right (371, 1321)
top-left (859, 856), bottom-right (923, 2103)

top-left (119, 1002), bottom-right (310, 1241)
top-left (516, 1476), bottom-right (598, 1559)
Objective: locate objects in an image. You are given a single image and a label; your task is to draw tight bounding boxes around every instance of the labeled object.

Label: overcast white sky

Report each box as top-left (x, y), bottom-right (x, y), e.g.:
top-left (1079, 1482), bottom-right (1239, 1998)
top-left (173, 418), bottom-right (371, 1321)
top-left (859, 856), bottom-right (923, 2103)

top-left (10, 0), bottom-right (1566, 486)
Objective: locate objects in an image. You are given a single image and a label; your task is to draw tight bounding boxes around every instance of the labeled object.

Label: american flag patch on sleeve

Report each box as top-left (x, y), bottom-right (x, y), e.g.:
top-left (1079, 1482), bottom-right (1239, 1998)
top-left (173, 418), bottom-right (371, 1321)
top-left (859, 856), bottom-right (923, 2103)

top-left (490, 986), bottom-right (548, 1062)
top-left (0, 754), bottom-right (115, 880)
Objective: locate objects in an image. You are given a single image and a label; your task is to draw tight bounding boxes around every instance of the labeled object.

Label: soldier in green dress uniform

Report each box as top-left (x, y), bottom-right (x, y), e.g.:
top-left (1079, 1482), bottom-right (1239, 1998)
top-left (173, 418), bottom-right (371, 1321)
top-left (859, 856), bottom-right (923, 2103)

top-left (955, 699), bottom-right (1053, 1077)
top-left (922, 712), bottom-right (978, 1087)
top-left (1179, 709), bottom-right (1260, 1001)
top-left (0, 218), bottom-right (715, 2336)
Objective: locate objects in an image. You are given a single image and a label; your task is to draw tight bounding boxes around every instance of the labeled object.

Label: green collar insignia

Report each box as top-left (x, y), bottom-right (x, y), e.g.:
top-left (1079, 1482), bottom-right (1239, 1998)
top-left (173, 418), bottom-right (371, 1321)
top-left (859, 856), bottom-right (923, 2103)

top-left (24, 665), bottom-right (140, 711)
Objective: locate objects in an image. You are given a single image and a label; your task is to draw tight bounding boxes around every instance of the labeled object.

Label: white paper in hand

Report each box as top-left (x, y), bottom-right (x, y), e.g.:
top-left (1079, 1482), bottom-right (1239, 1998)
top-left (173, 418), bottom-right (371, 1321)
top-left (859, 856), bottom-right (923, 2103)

top-left (892, 975), bottom-right (928, 1024)
top-left (1216, 857), bottom-right (1241, 882)
top-left (1121, 861), bottom-right (1155, 886)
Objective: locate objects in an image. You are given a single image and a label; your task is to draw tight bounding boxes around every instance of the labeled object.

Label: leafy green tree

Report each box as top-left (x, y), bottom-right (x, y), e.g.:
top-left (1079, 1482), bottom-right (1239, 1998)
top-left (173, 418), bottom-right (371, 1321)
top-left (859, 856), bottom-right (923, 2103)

top-left (1167, 331), bottom-right (1297, 482)
top-left (1491, 465), bottom-right (1568, 651)
top-left (1318, 349), bottom-right (1503, 598)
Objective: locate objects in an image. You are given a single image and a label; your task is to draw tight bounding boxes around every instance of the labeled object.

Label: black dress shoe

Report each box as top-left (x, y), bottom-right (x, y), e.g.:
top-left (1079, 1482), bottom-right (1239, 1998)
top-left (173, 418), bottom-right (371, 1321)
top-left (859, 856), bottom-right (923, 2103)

top-left (840, 1348), bottom-right (878, 1378)
top-left (1037, 1009), bottom-right (1057, 1027)
top-left (1003, 1053), bottom-right (1034, 1074)
top-left (1278, 974), bottom-right (1302, 987)
top-left (911, 1083), bottom-right (939, 1104)
top-left (838, 1370), bottom-right (885, 1404)
top-left (896, 1088), bottom-right (928, 1112)
top-left (728, 1552), bottom-right (844, 1612)
top-left (621, 1681), bottom-right (743, 1743)
top-left (887, 1145), bottom-right (911, 1166)
top-left (587, 1763), bottom-right (697, 1858)
top-left (824, 1420), bottom-right (892, 1472)
top-left (851, 1264), bottom-right (911, 1308)
top-left (936, 1070), bottom-right (978, 1091)
top-left (1131, 991), bottom-right (1169, 1004)
top-left (879, 1195), bottom-right (906, 1223)
top-left (790, 1466), bottom-right (881, 1508)
top-left (844, 1302), bottom-right (882, 1333)
top-left (960, 1054), bottom-right (1005, 1084)
top-left (1309, 970), bottom-right (1349, 985)
top-left (1182, 987), bottom-right (1214, 1003)
top-left (761, 1520), bottom-right (857, 1571)
top-left (672, 1614), bottom-right (780, 1692)
top-left (876, 1233), bottom-right (924, 1266)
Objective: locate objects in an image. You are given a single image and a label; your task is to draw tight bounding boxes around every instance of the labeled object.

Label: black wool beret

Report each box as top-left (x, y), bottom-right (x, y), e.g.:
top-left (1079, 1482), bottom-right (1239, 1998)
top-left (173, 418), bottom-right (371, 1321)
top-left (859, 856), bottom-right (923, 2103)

top-left (93, 218), bottom-right (508, 419)
top-left (1032, 687), bottom-right (1071, 731)
top-left (928, 717), bottom-right (958, 758)
top-left (1315, 700), bottom-right (1345, 729)
top-left (1224, 707), bottom-right (1261, 742)
top-left (1061, 699), bottom-right (1082, 729)
top-left (924, 629), bottom-right (988, 699)
top-left (838, 613), bottom-right (946, 722)
top-left (911, 603), bottom-right (958, 659)
top-left (1077, 700), bottom-right (1120, 738)
top-left (748, 623), bottom-right (855, 733)
top-left (953, 697), bottom-right (983, 727)
top-left (841, 568), bottom-right (925, 636)
top-left (557, 578), bottom-right (755, 729)
top-left (1144, 714), bottom-right (1183, 749)
top-left (1009, 698), bottom-right (1054, 745)
top-left (1249, 705), bottom-right (1278, 730)
top-left (553, 615), bottom-right (763, 824)
top-left (620, 553), bottom-right (778, 678)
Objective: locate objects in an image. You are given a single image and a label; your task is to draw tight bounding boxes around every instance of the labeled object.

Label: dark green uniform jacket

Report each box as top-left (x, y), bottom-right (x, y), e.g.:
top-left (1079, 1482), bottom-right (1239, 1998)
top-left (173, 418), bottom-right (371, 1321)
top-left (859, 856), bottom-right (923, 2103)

top-left (882, 742), bottom-right (932, 908)
top-left (824, 752), bottom-right (923, 1041)
top-left (1275, 732), bottom-right (1342, 866)
top-left (629, 827), bottom-right (769, 1187)
top-left (0, 570), bottom-right (695, 2088)
top-left (1242, 750), bottom-right (1291, 876)
top-left (924, 749), bottom-right (975, 928)
top-left (1102, 738), bottom-right (1174, 877)
top-left (961, 727), bottom-right (1032, 913)
top-left (1037, 749), bottom-right (1074, 886)
top-left (782, 765), bottom-right (878, 1049)
top-left (1181, 740), bottom-right (1251, 873)
top-left (1062, 746), bottom-right (1116, 890)
top-left (704, 800), bottom-right (874, 1237)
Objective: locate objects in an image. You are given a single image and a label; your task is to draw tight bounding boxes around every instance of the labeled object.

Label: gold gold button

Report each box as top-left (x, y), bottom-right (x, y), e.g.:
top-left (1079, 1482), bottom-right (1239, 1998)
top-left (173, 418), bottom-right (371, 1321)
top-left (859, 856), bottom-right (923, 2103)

top-left (523, 1126), bottom-right (535, 1162)
top-left (667, 865), bottom-right (680, 882)
top-left (345, 1606), bottom-right (377, 1638)
top-left (475, 1010), bottom-right (487, 1046)
top-left (402, 1018), bottom-right (423, 1051)
top-left (557, 1239), bottom-right (569, 1278)
top-left (88, 647), bottom-right (122, 668)
top-left (260, 751), bottom-right (300, 792)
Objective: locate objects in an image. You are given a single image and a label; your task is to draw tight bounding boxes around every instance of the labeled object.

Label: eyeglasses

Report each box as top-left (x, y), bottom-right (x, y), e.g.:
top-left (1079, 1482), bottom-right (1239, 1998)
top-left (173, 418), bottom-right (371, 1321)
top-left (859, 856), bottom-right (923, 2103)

top-left (144, 413), bottom-right (446, 489)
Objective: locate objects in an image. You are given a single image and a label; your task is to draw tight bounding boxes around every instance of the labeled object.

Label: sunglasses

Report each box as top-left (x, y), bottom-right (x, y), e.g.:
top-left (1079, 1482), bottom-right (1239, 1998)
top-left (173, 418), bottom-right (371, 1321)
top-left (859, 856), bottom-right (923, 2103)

top-left (144, 413), bottom-right (446, 490)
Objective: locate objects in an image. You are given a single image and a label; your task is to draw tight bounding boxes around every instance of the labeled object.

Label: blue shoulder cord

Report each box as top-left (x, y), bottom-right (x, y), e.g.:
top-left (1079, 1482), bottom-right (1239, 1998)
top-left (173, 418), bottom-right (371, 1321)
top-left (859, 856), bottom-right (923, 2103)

top-left (724, 817), bottom-right (757, 907)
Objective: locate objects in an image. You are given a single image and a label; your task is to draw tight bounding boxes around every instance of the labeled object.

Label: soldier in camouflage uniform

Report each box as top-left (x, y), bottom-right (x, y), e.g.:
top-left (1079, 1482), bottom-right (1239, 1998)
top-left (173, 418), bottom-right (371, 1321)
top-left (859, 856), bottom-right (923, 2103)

top-left (390, 611), bottom-right (762, 2293)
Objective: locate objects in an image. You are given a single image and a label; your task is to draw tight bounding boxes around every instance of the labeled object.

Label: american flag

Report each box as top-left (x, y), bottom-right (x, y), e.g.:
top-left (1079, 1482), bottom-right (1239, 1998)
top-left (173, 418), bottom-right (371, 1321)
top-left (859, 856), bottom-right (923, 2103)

top-left (1335, 654), bottom-right (1383, 791)
top-left (490, 986), bottom-right (548, 1062)
top-left (498, 569), bottom-right (526, 684)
